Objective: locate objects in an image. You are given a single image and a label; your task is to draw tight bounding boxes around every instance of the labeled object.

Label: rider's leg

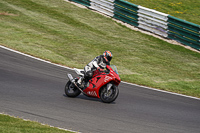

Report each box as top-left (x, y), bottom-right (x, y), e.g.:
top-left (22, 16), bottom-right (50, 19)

top-left (77, 66), bottom-right (92, 87)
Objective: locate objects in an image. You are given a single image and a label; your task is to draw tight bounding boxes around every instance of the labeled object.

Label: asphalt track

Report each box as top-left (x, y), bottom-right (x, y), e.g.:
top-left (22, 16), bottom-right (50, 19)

top-left (0, 46), bottom-right (200, 133)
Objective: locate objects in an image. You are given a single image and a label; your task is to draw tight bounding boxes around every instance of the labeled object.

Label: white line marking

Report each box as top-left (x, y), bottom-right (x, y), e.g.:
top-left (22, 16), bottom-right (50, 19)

top-left (1, 45), bottom-right (200, 100)
top-left (0, 45), bottom-right (73, 70)
top-left (0, 113), bottom-right (81, 133)
top-left (121, 81), bottom-right (200, 100)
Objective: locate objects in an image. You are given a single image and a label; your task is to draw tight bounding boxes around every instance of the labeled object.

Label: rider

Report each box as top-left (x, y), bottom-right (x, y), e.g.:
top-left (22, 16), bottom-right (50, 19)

top-left (77, 50), bottom-right (113, 88)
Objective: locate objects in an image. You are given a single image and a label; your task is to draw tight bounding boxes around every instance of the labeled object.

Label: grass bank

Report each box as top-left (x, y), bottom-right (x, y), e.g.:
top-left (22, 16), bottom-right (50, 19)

top-left (0, 0), bottom-right (200, 98)
top-left (0, 114), bottom-right (75, 133)
top-left (127, 0), bottom-right (200, 25)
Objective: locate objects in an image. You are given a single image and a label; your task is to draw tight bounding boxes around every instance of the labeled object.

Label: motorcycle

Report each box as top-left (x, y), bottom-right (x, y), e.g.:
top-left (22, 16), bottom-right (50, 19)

top-left (65, 65), bottom-right (121, 103)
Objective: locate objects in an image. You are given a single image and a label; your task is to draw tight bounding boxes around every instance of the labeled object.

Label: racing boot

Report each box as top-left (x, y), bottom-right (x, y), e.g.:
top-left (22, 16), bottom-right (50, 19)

top-left (77, 77), bottom-right (84, 89)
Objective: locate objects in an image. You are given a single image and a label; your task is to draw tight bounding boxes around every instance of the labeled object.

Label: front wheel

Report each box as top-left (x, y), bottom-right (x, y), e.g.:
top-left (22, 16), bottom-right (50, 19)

top-left (100, 85), bottom-right (119, 103)
top-left (65, 81), bottom-right (81, 97)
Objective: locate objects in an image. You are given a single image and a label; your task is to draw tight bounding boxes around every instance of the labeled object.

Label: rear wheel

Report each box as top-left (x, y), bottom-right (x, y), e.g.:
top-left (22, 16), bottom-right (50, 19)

top-left (100, 85), bottom-right (119, 103)
top-left (65, 80), bottom-right (81, 97)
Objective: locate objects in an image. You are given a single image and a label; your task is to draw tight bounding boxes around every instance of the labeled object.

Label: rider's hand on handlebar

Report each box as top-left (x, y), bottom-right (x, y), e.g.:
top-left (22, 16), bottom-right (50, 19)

top-left (97, 67), bottom-right (104, 72)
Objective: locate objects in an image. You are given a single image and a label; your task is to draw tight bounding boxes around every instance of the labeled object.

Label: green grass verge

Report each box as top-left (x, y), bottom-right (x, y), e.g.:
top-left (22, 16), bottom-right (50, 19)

top-left (0, 0), bottom-right (200, 98)
top-left (127, 0), bottom-right (200, 25)
top-left (0, 114), bottom-right (75, 133)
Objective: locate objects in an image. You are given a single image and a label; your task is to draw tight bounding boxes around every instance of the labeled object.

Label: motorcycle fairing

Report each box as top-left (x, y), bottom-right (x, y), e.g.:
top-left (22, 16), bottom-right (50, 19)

top-left (83, 69), bottom-right (116, 98)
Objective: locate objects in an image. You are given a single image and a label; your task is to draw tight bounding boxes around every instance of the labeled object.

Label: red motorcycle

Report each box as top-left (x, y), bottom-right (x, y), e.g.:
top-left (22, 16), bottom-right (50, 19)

top-left (65, 65), bottom-right (121, 103)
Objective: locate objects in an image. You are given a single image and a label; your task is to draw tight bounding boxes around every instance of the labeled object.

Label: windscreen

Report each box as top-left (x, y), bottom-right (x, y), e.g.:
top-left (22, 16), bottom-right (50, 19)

top-left (110, 65), bottom-right (119, 75)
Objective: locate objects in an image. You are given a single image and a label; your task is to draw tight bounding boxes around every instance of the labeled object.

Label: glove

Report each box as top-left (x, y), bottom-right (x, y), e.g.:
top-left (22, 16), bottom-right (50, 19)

top-left (97, 67), bottom-right (103, 72)
top-left (97, 67), bottom-right (101, 71)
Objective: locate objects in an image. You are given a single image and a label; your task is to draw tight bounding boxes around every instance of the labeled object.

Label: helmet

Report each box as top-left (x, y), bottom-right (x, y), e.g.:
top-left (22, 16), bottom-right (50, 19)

top-left (103, 51), bottom-right (112, 63)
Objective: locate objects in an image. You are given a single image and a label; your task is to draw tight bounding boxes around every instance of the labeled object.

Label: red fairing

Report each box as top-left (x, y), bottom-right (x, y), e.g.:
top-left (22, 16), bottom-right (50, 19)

top-left (83, 65), bottom-right (121, 98)
top-left (106, 65), bottom-right (121, 86)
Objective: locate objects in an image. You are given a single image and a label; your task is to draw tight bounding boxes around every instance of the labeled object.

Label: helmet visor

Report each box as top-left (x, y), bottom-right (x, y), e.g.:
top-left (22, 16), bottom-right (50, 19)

top-left (107, 56), bottom-right (112, 62)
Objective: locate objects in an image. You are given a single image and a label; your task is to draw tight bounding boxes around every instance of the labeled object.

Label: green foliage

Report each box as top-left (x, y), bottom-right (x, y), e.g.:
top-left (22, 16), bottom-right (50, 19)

top-left (0, 0), bottom-right (200, 97)
top-left (128, 0), bottom-right (200, 25)
top-left (0, 114), bottom-right (74, 133)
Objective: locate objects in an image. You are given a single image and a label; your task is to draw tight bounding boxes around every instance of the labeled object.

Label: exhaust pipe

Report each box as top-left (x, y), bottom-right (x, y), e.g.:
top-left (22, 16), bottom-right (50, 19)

top-left (67, 73), bottom-right (87, 95)
top-left (67, 74), bottom-right (74, 83)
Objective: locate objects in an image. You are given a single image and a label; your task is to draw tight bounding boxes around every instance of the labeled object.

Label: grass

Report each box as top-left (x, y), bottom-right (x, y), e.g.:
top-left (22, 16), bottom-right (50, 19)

top-left (128, 0), bottom-right (200, 25)
top-left (0, 114), bottom-right (75, 133)
top-left (0, 0), bottom-right (200, 99)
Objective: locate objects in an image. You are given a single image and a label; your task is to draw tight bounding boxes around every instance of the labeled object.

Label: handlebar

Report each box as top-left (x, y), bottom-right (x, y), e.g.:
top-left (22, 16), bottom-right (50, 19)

top-left (97, 68), bottom-right (109, 74)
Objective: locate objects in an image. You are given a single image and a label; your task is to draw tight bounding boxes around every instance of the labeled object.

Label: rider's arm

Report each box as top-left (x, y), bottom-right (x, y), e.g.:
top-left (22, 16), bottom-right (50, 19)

top-left (92, 60), bottom-right (99, 68)
top-left (92, 56), bottom-right (101, 69)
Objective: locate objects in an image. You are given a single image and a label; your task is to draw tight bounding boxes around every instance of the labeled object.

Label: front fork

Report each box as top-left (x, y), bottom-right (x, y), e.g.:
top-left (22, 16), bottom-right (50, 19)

top-left (105, 83), bottom-right (113, 97)
top-left (107, 83), bottom-right (112, 92)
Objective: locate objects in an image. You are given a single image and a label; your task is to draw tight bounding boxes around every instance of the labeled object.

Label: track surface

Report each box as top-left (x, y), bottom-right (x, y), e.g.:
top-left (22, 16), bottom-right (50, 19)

top-left (0, 47), bottom-right (200, 133)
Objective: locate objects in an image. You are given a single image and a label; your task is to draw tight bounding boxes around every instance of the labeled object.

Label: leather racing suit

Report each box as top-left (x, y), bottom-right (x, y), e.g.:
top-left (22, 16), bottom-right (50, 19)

top-left (84, 55), bottom-right (110, 79)
top-left (77, 55), bottom-right (110, 87)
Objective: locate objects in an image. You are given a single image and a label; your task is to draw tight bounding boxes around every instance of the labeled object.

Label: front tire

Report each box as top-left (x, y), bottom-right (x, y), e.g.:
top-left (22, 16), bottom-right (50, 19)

top-left (100, 85), bottom-right (119, 103)
top-left (65, 81), bottom-right (81, 97)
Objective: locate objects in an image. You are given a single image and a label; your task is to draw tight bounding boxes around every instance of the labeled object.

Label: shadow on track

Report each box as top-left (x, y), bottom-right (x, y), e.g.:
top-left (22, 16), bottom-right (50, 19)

top-left (63, 94), bottom-right (117, 104)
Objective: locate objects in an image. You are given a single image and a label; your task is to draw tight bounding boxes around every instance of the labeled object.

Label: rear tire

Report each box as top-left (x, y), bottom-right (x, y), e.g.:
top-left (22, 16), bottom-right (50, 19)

top-left (65, 81), bottom-right (81, 97)
top-left (100, 85), bottom-right (119, 103)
